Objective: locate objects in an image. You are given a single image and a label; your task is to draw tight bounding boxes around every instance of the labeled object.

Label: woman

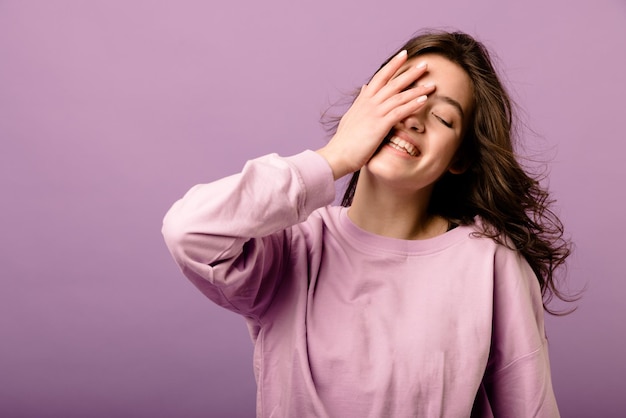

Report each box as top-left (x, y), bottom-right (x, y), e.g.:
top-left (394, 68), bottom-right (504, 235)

top-left (162, 30), bottom-right (569, 417)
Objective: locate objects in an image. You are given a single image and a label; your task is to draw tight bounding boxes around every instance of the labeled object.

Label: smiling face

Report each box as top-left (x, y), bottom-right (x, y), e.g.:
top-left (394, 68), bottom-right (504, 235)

top-left (363, 53), bottom-right (474, 195)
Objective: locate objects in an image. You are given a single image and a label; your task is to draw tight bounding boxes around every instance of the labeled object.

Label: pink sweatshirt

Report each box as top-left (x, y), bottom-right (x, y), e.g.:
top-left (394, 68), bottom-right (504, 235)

top-left (162, 150), bottom-right (559, 418)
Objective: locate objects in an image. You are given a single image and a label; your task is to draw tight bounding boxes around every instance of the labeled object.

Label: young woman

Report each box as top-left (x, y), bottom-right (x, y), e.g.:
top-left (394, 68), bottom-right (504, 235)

top-left (162, 30), bottom-right (569, 417)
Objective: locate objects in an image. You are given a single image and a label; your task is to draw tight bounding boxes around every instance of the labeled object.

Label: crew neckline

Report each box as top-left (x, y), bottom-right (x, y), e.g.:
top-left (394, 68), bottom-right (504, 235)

top-left (336, 206), bottom-right (476, 255)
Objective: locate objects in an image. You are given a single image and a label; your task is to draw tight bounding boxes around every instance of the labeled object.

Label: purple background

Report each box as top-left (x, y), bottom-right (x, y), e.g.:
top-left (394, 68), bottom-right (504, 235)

top-left (1, 1), bottom-right (625, 417)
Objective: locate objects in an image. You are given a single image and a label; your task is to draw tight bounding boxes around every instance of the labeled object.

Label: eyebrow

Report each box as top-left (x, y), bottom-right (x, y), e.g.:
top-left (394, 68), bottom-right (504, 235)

top-left (430, 94), bottom-right (465, 120)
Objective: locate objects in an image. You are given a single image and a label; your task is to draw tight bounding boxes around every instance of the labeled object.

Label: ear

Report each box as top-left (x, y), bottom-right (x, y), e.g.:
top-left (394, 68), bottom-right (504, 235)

top-left (448, 154), bottom-right (470, 175)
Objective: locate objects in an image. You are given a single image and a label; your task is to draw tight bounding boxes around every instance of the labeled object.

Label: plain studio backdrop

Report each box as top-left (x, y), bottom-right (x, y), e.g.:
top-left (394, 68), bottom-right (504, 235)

top-left (1, 1), bottom-right (625, 417)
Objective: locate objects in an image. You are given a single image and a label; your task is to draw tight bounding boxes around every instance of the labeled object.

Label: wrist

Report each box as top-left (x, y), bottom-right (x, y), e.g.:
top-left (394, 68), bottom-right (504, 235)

top-left (315, 146), bottom-right (352, 180)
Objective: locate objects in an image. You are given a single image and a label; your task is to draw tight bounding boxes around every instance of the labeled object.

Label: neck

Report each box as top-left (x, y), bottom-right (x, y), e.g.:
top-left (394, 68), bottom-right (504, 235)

top-left (348, 169), bottom-right (448, 240)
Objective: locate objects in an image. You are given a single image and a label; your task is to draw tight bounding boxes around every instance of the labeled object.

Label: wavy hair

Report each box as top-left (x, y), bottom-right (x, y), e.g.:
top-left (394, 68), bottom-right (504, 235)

top-left (326, 30), bottom-right (574, 314)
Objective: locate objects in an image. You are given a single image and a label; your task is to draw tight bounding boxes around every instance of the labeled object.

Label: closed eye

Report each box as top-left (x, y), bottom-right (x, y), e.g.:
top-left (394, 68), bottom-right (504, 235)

top-left (432, 112), bottom-right (453, 128)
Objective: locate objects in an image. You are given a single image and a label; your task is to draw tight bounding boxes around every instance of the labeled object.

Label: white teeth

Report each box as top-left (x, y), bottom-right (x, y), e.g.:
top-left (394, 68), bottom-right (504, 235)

top-left (389, 136), bottom-right (418, 156)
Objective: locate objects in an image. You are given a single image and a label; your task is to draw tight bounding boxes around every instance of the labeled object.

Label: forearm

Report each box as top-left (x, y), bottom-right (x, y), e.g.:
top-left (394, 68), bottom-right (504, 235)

top-left (161, 150), bottom-right (335, 301)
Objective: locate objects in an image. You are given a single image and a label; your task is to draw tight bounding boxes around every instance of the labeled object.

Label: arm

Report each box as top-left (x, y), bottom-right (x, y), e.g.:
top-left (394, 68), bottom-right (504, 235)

top-left (161, 151), bottom-right (335, 318)
top-left (477, 246), bottom-right (560, 417)
top-left (162, 50), bottom-right (435, 317)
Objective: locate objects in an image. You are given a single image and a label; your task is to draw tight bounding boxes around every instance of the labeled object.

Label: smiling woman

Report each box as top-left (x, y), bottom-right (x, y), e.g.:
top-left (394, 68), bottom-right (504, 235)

top-left (162, 30), bottom-right (570, 417)
top-left (344, 53), bottom-right (475, 239)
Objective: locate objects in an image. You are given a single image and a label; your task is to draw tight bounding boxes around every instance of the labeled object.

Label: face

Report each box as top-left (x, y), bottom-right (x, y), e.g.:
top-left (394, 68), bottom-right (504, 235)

top-left (364, 53), bottom-right (474, 195)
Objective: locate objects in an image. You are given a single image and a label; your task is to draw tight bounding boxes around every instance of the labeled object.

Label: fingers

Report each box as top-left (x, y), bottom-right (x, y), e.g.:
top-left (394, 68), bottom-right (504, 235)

top-left (363, 53), bottom-right (431, 110)
top-left (379, 61), bottom-right (429, 99)
top-left (385, 94), bottom-right (430, 124)
top-left (379, 82), bottom-right (435, 116)
top-left (365, 50), bottom-right (409, 94)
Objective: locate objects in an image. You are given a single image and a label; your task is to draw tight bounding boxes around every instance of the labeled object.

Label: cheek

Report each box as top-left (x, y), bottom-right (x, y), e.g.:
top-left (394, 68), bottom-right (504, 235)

top-left (439, 133), bottom-right (463, 155)
top-left (438, 137), bottom-right (464, 168)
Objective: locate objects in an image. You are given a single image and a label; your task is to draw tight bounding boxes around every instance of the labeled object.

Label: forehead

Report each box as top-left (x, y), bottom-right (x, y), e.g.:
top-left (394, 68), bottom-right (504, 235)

top-left (397, 53), bottom-right (474, 116)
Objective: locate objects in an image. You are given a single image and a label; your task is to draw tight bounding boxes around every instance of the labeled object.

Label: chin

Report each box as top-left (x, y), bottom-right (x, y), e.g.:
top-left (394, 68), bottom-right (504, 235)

top-left (365, 156), bottom-right (413, 184)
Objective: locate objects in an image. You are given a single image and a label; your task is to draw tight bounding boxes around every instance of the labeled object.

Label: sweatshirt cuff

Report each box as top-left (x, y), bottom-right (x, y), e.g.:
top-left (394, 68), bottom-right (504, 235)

top-left (285, 150), bottom-right (336, 215)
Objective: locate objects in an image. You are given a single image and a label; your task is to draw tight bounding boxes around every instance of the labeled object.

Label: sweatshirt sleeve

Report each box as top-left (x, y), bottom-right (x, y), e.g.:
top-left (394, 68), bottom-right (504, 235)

top-left (473, 246), bottom-right (560, 417)
top-left (161, 150), bottom-right (335, 319)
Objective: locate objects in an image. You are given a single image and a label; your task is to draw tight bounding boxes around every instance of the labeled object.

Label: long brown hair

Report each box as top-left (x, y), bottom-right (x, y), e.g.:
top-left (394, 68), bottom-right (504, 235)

top-left (328, 30), bottom-right (573, 314)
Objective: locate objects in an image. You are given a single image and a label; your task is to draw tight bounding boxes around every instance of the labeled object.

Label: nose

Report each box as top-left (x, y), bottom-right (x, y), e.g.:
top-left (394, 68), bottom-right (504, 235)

top-left (401, 113), bottom-right (424, 133)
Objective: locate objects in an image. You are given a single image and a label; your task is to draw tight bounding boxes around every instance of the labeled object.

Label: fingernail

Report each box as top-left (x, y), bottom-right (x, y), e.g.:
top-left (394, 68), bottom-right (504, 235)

top-left (416, 62), bottom-right (427, 69)
top-left (397, 50), bottom-right (407, 58)
top-left (417, 95), bottom-right (428, 103)
top-left (422, 82), bottom-right (434, 88)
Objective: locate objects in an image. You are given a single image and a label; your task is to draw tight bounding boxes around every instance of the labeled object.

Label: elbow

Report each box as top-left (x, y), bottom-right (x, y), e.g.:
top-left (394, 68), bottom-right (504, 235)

top-left (161, 207), bottom-right (191, 261)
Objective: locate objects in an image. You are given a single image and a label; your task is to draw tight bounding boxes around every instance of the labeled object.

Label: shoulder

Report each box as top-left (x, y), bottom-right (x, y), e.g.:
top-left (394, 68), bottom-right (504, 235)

top-left (293, 205), bottom-right (343, 239)
top-left (465, 217), bottom-right (529, 262)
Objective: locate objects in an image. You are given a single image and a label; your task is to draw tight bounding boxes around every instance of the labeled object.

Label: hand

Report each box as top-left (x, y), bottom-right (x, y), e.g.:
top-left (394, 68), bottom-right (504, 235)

top-left (317, 50), bottom-right (435, 179)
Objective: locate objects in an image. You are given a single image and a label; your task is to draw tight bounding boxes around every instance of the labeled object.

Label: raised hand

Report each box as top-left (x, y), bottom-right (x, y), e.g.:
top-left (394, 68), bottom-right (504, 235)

top-left (317, 50), bottom-right (435, 179)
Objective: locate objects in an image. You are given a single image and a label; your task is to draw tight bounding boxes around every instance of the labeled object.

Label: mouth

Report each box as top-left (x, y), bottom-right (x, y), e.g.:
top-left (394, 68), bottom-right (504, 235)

top-left (385, 134), bottom-right (420, 157)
